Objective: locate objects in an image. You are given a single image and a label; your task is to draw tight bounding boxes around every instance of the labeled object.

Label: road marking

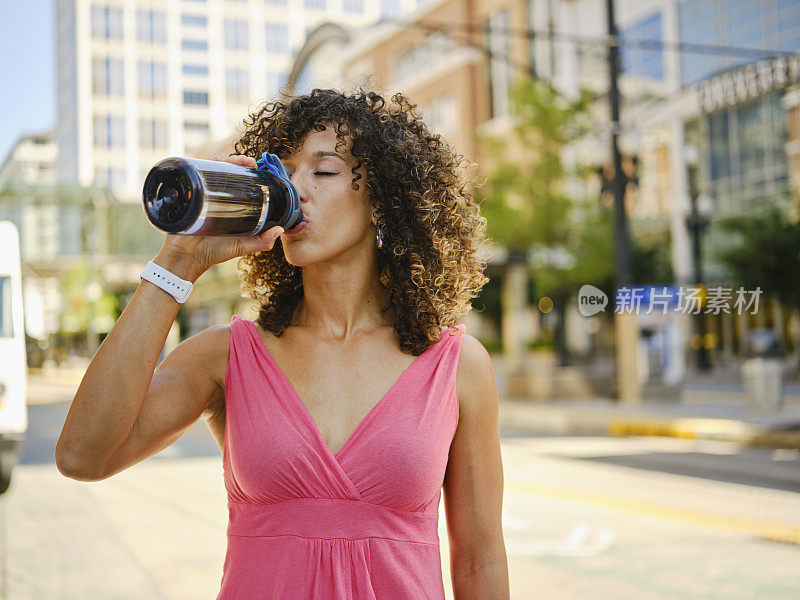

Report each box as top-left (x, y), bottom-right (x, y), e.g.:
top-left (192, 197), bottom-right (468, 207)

top-left (504, 522), bottom-right (617, 557)
top-left (506, 480), bottom-right (800, 546)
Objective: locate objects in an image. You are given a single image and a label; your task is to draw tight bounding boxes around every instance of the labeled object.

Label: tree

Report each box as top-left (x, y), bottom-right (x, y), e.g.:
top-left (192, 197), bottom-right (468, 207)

top-left (476, 79), bottom-right (606, 364)
top-left (718, 206), bottom-right (800, 310)
top-left (476, 77), bottom-right (676, 364)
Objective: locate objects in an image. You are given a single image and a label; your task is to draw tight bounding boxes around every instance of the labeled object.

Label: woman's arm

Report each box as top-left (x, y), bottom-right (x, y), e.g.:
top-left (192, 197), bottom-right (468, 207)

top-left (443, 334), bottom-right (510, 599)
top-left (56, 155), bottom-right (284, 481)
top-left (55, 250), bottom-right (211, 481)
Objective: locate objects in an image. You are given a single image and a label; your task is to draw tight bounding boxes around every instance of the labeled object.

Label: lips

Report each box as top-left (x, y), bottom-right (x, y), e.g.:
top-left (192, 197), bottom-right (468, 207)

top-left (283, 218), bottom-right (309, 235)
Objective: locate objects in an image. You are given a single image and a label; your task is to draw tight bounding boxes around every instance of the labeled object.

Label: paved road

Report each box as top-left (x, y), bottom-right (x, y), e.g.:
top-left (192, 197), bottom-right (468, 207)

top-left (3, 400), bottom-right (800, 599)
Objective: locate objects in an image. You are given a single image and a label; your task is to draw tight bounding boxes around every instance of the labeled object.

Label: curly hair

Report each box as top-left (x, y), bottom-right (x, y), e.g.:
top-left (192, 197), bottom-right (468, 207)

top-left (233, 87), bottom-right (490, 355)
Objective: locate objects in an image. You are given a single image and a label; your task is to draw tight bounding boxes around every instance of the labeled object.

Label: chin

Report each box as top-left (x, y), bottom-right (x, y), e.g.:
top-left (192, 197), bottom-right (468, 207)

top-left (282, 246), bottom-right (320, 268)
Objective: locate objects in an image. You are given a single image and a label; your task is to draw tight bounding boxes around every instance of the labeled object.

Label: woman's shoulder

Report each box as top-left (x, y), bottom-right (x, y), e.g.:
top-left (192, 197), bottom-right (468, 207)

top-left (184, 323), bottom-right (234, 367)
top-left (454, 331), bottom-right (495, 406)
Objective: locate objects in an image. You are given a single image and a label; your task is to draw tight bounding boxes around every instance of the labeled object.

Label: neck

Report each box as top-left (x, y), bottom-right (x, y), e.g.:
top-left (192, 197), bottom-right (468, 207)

top-left (293, 251), bottom-right (392, 340)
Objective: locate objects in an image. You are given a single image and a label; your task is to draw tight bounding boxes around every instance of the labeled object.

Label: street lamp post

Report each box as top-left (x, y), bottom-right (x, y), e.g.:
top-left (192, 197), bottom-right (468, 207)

top-left (685, 148), bottom-right (712, 373)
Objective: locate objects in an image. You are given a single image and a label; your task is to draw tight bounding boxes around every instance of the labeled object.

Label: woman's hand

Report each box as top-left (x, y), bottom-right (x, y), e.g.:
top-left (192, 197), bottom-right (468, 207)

top-left (154, 155), bottom-right (284, 281)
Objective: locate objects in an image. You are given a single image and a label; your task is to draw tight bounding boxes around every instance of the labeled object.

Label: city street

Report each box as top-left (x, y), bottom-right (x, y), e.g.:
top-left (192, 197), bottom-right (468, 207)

top-left (2, 392), bottom-right (799, 599)
top-left (5, 1), bottom-right (800, 598)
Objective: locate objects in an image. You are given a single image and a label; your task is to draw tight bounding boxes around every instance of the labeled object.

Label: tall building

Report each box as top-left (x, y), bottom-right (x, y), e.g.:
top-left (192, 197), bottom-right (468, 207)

top-left (55, 0), bottom-right (422, 200)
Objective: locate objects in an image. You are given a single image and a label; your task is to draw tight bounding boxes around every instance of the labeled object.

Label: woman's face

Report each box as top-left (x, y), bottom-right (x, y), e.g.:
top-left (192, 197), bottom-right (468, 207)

top-left (278, 125), bottom-right (375, 267)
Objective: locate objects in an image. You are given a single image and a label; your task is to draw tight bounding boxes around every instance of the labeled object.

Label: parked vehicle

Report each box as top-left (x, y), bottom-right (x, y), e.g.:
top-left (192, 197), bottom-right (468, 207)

top-left (0, 221), bottom-right (27, 493)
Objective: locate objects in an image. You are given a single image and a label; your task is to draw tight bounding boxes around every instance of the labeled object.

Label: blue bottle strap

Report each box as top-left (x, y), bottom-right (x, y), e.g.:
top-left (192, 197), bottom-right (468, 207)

top-left (255, 152), bottom-right (301, 229)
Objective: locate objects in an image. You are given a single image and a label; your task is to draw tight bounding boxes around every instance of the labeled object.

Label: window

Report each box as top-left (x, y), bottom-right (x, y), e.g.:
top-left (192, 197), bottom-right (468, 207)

top-left (620, 12), bottom-right (664, 81)
top-left (677, 0), bottom-right (800, 86)
top-left (94, 166), bottom-right (127, 189)
top-left (182, 39), bottom-right (208, 52)
top-left (424, 95), bottom-right (459, 136)
top-left (226, 68), bottom-right (250, 103)
top-left (138, 117), bottom-right (168, 150)
top-left (486, 10), bottom-right (511, 119)
top-left (393, 32), bottom-right (454, 85)
top-left (183, 90), bottom-right (209, 105)
top-left (704, 93), bottom-right (790, 210)
top-left (343, 0), bottom-right (362, 13)
top-left (92, 56), bottom-right (125, 96)
top-left (91, 4), bottom-right (123, 40)
top-left (183, 63), bottom-right (209, 76)
top-left (380, 0), bottom-right (399, 19)
top-left (136, 9), bottom-right (167, 44)
top-left (0, 277), bottom-right (12, 338)
top-left (265, 70), bottom-right (287, 94)
top-left (265, 23), bottom-right (289, 52)
top-left (184, 121), bottom-right (210, 146)
top-left (181, 14), bottom-right (207, 27)
top-left (138, 61), bottom-right (168, 99)
top-left (526, 0), bottom-right (537, 78)
top-left (265, 0), bottom-right (288, 5)
top-left (184, 121), bottom-right (210, 132)
top-left (224, 19), bottom-right (249, 51)
top-left (304, 0), bottom-right (325, 9)
top-left (93, 115), bottom-right (126, 148)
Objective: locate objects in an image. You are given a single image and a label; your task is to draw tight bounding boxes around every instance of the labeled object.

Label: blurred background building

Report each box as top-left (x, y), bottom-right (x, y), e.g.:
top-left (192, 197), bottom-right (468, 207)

top-left (54, 0), bottom-right (424, 199)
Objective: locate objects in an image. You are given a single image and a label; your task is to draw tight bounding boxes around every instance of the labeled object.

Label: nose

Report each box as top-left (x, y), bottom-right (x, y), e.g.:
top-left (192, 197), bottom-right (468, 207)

top-left (288, 171), bottom-right (309, 203)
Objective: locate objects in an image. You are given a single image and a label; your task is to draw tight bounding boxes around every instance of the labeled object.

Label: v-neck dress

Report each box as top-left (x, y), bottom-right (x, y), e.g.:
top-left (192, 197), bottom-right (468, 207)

top-left (217, 315), bottom-right (466, 600)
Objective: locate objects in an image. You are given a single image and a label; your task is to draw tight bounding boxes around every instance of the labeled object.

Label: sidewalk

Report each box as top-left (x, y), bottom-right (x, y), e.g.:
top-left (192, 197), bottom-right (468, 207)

top-left (494, 354), bottom-right (800, 448)
top-left (26, 364), bottom-right (87, 405)
top-left (498, 393), bottom-right (800, 449)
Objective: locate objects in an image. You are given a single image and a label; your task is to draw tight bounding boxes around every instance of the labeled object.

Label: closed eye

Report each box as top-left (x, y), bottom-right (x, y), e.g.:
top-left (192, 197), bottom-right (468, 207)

top-left (314, 172), bottom-right (338, 176)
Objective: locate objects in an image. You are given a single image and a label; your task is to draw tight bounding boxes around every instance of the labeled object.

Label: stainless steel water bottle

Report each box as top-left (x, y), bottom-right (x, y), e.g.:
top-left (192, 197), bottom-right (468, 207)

top-left (142, 155), bottom-right (302, 235)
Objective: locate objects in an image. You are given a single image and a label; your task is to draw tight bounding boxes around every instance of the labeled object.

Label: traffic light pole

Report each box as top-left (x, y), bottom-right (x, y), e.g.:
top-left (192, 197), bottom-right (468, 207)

top-left (606, 0), bottom-right (641, 404)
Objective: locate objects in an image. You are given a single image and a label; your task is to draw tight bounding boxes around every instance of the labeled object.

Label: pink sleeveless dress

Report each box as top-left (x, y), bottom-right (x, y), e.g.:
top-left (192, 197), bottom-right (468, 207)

top-left (217, 315), bottom-right (466, 600)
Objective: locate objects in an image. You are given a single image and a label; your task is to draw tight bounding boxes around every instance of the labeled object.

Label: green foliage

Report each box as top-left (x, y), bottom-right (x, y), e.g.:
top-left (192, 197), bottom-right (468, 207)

top-left (632, 234), bottom-right (674, 285)
top-left (478, 79), bottom-right (590, 254)
top-left (718, 207), bottom-right (800, 308)
top-left (478, 78), bottom-right (617, 300)
top-left (60, 260), bottom-right (119, 334)
top-left (110, 203), bottom-right (164, 256)
top-left (472, 275), bottom-right (503, 332)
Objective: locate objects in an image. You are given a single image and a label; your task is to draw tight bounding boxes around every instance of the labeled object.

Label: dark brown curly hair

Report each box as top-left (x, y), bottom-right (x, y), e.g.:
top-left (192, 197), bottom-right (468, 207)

top-left (233, 87), bottom-right (490, 355)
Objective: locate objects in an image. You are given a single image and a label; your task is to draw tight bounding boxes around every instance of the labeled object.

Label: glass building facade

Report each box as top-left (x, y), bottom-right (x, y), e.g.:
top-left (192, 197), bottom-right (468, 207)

top-left (678, 0), bottom-right (800, 86)
top-left (621, 11), bottom-right (665, 81)
top-left (703, 92), bottom-right (790, 214)
top-left (674, 0), bottom-right (800, 216)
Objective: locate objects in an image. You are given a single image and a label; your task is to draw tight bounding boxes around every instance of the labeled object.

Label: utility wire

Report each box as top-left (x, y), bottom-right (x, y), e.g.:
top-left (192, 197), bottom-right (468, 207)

top-left (383, 17), bottom-right (798, 61)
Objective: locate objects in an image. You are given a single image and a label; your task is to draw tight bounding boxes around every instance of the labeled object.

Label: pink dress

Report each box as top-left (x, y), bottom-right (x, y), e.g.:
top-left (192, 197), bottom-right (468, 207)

top-left (217, 315), bottom-right (466, 599)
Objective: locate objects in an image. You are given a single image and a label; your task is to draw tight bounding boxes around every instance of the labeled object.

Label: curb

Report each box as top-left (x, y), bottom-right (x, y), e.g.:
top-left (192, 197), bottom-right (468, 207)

top-left (498, 399), bottom-right (800, 449)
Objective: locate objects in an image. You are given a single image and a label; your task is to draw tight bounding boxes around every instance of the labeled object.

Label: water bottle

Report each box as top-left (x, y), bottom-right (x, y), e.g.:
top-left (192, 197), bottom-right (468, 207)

top-left (142, 153), bottom-right (302, 236)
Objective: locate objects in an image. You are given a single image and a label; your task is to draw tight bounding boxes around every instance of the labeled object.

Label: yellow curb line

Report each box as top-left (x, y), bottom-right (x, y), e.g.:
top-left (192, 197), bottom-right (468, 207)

top-left (608, 417), bottom-right (755, 440)
top-left (506, 481), bottom-right (800, 546)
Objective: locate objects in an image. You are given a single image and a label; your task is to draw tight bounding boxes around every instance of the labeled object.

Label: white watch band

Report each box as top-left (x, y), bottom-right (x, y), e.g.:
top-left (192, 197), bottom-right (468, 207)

top-left (140, 260), bottom-right (194, 304)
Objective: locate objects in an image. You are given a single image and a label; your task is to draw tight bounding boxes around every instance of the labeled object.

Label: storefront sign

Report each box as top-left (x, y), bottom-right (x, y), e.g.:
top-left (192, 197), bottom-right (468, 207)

top-left (697, 53), bottom-right (800, 114)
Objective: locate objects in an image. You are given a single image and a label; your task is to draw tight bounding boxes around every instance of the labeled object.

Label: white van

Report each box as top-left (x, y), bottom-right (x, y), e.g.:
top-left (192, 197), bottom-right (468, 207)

top-left (0, 221), bottom-right (27, 494)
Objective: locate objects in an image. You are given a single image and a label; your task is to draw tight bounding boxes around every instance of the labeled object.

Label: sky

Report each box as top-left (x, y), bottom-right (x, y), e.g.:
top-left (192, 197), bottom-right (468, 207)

top-left (0, 0), bottom-right (55, 164)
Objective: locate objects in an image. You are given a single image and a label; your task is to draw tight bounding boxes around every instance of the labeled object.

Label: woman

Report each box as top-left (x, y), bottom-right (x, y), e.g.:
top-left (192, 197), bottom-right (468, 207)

top-left (56, 88), bottom-right (509, 599)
